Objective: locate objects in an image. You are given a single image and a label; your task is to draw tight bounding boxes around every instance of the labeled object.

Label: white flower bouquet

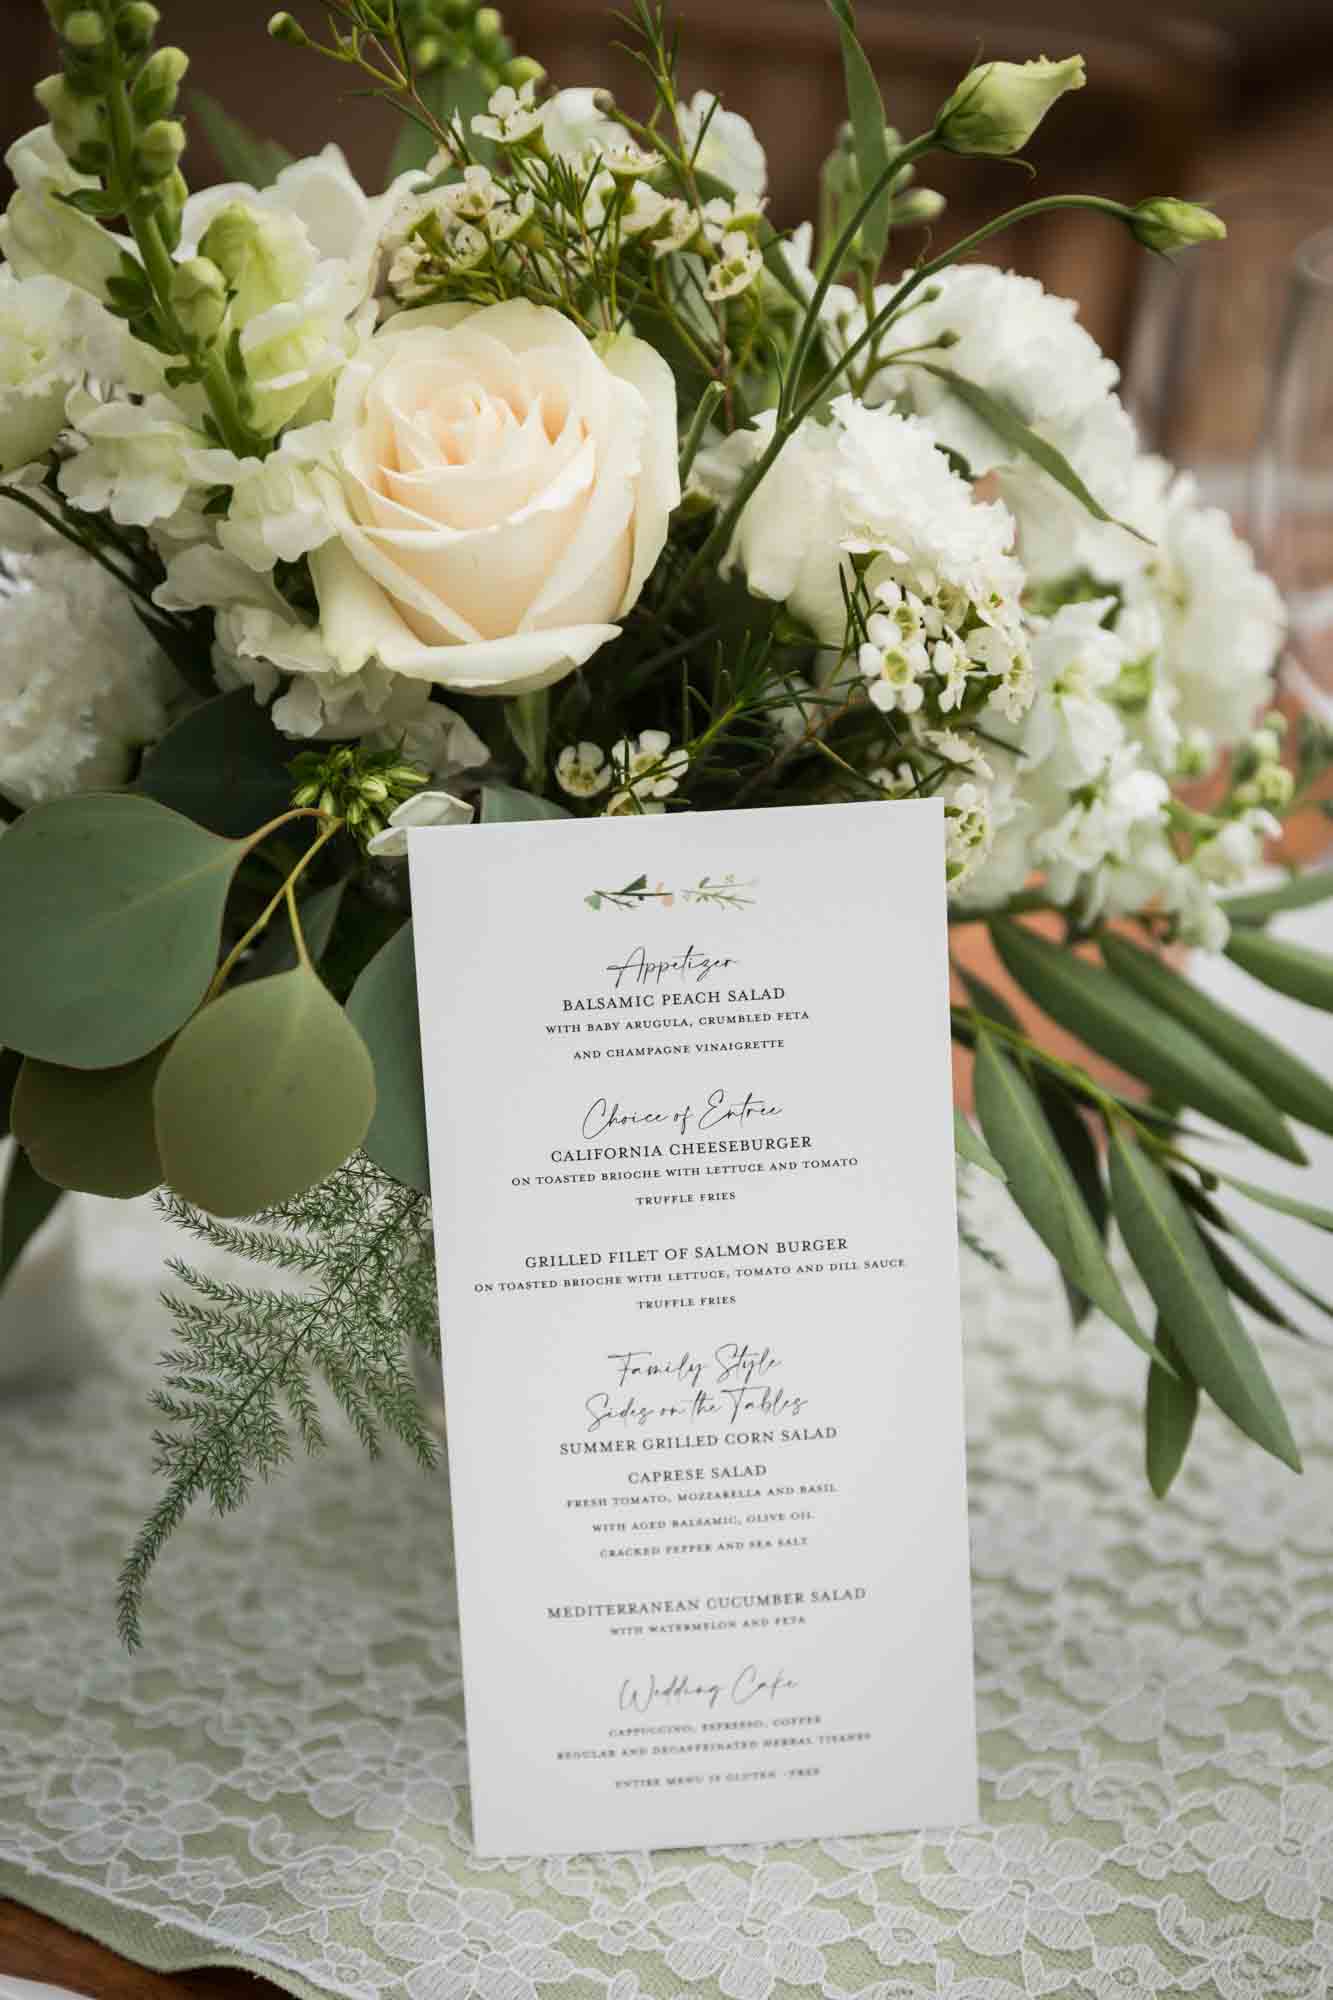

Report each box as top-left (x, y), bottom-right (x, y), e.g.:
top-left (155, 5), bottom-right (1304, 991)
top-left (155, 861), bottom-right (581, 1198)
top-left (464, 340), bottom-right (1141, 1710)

top-left (1, 0), bottom-right (1331, 1637)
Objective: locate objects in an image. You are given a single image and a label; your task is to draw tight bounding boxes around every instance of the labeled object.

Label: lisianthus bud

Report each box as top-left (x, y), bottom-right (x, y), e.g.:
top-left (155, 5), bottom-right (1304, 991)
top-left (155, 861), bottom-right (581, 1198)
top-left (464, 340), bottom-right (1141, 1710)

top-left (132, 44), bottom-right (189, 121)
top-left (171, 255), bottom-right (228, 340)
top-left (62, 11), bottom-right (107, 48)
top-left (935, 54), bottom-right (1085, 156)
top-left (1129, 197), bottom-right (1226, 254)
top-left (115, 4), bottom-right (161, 52)
top-left (135, 117), bottom-right (185, 181)
top-left (267, 11), bottom-right (309, 45)
top-left (890, 186), bottom-right (946, 226)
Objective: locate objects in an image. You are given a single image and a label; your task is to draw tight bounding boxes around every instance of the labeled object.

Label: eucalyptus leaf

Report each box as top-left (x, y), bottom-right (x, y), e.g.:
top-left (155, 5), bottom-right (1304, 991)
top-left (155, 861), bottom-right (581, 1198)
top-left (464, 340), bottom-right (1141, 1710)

top-left (154, 969), bottom-right (376, 1216)
top-left (991, 920), bottom-right (1305, 1163)
top-left (0, 1147), bottom-right (63, 1287)
top-left (973, 1033), bottom-right (1157, 1364)
top-left (1224, 926), bottom-right (1333, 1012)
top-left (346, 923), bottom-right (429, 1196)
top-left (825, 0), bottom-right (893, 265)
top-left (0, 1048), bottom-right (19, 1139)
top-left (0, 794), bottom-right (241, 1069)
top-left (1222, 868), bottom-right (1333, 925)
top-left (191, 92), bottom-right (293, 187)
top-left (954, 1108), bottom-right (1006, 1181)
top-left (138, 688), bottom-right (297, 838)
top-left (1146, 1320), bottom-right (1197, 1498)
top-left (913, 365), bottom-right (1150, 538)
top-left (13, 1051), bottom-right (165, 1197)
top-left (480, 784), bottom-right (571, 824)
top-left (1107, 1133), bottom-right (1301, 1471)
top-left (1101, 931), bottom-right (1333, 1137)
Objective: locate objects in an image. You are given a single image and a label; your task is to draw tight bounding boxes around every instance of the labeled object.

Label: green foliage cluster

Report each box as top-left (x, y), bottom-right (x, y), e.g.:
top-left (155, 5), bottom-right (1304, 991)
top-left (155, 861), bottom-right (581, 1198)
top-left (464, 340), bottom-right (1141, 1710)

top-left (116, 1156), bottom-right (439, 1645)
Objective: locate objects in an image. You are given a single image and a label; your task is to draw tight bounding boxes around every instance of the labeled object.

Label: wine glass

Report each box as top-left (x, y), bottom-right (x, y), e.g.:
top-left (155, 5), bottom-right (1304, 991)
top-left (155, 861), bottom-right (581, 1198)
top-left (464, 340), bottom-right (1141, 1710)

top-left (1252, 224), bottom-right (1333, 727)
top-left (1124, 188), bottom-right (1333, 530)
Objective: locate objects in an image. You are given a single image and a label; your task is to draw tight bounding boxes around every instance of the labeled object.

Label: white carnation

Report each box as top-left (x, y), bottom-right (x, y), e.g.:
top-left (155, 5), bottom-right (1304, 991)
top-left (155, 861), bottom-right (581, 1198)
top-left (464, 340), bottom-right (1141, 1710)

top-left (0, 514), bottom-right (173, 806)
top-left (874, 266), bottom-right (1138, 564)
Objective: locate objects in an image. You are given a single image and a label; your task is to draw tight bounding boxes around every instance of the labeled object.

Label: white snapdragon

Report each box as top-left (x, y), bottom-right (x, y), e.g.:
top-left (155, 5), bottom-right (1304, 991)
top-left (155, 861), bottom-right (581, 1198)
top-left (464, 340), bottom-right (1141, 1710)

top-left (676, 92), bottom-right (767, 200)
top-left (557, 741), bottom-right (612, 798)
top-left (0, 127), bottom-right (124, 302)
top-left (0, 270), bottom-right (147, 477)
top-left (1193, 808), bottom-right (1280, 888)
top-left (0, 516), bottom-right (173, 806)
top-left (59, 387), bottom-right (213, 531)
top-left (155, 543), bottom-right (487, 757)
top-left (1035, 745), bottom-right (1170, 907)
top-left (195, 424), bottom-right (338, 572)
top-left (1016, 598), bottom-right (1128, 787)
top-left (366, 788), bottom-right (474, 858)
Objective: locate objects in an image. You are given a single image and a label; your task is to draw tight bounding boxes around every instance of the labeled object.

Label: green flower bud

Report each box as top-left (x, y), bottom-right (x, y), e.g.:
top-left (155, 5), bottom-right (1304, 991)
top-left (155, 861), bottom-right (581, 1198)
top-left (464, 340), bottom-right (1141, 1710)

top-left (132, 44), bottom-right (189, 121)
top-left (136, 117), bottom-right (186, 181)
top-left (171, 255), bottom-right (228, 340)
top-left (1129, 197), bottom-right (1226, 255)
top-left (935, 54), bottom-right (1085, 157)
top-left (889, 186), bottom-right (946, 227)
top-left (473, 6), bottom-right (503, 41)
top-left (267, 10), bottom-right (310, 45)
top-left (413, 34), bottom-right (443, 68)
top-left (63, 11), bottom-right (107, 48)
top-left (33, 73), bottom-right (104, 156)
top-left (155, 166), bottom-right (188, 249)
top-left (115, 3), bottom-right (161, 52)
top-left (504, 55), bottom-right (545, 91)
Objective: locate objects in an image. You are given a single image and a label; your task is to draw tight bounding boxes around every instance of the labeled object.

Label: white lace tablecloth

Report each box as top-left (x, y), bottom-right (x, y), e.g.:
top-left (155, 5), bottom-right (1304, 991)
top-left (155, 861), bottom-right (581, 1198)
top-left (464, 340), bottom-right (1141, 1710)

top-left (1, 1148), bottom-right (1330, 2000)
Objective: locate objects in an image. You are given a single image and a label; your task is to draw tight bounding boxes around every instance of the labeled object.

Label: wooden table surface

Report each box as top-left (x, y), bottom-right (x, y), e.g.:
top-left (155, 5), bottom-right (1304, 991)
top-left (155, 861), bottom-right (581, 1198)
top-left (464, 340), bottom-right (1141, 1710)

top-left (0, 1902), bottom-right (285, 2000)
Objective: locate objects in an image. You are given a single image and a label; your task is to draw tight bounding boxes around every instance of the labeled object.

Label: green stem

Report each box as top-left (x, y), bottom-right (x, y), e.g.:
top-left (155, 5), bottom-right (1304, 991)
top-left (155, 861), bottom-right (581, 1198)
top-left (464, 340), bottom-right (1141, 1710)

top-left (101, 58), bottom-right (260, 459)
top-left (209, 819), bottom-right (342, 999)
top-left (802, 194), bottom-right (1138, 426)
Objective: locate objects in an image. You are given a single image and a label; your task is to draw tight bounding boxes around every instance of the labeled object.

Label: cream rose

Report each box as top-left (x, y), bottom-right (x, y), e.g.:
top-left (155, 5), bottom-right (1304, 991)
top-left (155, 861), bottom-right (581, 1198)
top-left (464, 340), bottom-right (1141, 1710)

top-left (309, 299), bottom-right (679, 696)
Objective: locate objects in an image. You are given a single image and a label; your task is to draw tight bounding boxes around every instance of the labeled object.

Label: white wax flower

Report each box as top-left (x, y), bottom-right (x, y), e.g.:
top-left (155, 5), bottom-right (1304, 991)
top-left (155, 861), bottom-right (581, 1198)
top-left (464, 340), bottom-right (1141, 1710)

top-left (556, 742), bottom-right (612, 798)
top-left (308, 299), bottom-right (679, 697)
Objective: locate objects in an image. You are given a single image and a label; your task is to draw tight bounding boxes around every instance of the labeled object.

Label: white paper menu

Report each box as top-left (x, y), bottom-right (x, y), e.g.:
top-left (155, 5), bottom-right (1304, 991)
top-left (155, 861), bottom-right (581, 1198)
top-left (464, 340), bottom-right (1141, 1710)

top-left (409, 798), bottom-right (977, 1856)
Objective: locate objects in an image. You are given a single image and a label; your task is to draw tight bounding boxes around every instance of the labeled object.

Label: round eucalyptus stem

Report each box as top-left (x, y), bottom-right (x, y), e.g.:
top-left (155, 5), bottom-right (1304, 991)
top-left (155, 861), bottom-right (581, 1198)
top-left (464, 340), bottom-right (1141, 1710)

top-left (208, 818), bottom-right (343, 998)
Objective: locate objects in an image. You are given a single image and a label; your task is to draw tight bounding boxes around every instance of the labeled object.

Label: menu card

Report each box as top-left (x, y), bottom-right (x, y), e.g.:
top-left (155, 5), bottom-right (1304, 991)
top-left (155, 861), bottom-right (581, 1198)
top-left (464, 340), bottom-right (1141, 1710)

top-left (409, 799), bottom-right (977, 1856)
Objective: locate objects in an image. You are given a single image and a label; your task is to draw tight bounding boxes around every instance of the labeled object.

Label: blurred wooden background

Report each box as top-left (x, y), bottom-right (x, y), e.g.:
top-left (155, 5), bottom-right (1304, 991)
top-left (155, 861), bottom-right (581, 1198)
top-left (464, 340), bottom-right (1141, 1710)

top-left (3, 0), bottom-right (1333, 357)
